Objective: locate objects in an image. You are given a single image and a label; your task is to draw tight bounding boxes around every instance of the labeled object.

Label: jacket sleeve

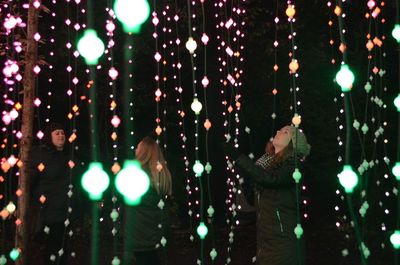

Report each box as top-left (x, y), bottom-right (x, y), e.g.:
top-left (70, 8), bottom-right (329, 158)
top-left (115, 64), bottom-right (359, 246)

top-left (235, 154), bottom-right (296, 189)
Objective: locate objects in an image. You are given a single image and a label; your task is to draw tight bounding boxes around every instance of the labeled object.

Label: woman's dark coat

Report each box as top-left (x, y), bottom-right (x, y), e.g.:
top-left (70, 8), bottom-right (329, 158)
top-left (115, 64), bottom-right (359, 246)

top-left (124, 165), bottom-right (170, 252)
top-left (236, 154), bottom-right (300, 265)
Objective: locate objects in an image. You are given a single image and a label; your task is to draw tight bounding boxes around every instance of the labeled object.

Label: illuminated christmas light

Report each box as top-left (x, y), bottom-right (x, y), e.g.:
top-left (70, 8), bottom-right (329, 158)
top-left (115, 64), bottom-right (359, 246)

top-left (196, 222), bottom-right (208, 239)
top-left (394, 93), bottom-right (400, 112)
top-left (338, 165), bottom-right (358, 193)
top-left (115, 160), bottom-right (150, 205)
top-left (185, 37), bottom-right (197, 54)
top-left (392, 24), bottom-right (400, 43)
top-left (390, 230), bottom-right (400, 249)
top-left (77, 29), bottom-right (105, 65)
top-left (392, 162), bottom-right (400, 180)
top-left (81, 162), bottom-right (110, 200)
top-left (9, 249), bottom-right (19, 261)
top-left (114, 0), bottom-right (150, 33)
top-left (336, 64), bottom-right (355, 92)
top-left (192, 160), bottom-right (204, 177)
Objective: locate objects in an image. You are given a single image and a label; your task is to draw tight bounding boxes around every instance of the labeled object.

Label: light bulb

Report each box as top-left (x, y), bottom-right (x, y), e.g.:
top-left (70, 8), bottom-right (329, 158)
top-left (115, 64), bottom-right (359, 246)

top-left (186, 37), bottom-right (197, 54)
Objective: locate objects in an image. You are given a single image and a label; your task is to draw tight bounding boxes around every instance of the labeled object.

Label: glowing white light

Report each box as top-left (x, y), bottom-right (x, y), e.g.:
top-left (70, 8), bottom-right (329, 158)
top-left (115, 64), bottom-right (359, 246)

top-left (9, 109), bottom-right (19, 120)
top-left (185, 37), bottom-right (197, 54)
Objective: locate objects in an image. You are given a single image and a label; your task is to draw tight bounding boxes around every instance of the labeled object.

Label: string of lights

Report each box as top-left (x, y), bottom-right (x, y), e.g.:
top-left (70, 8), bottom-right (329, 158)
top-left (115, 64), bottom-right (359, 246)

top-left (185, 1), bottom-right (209, 263)
top-left (326, 0), bottom-right (354, 258)
top-left (104, 2), bottom-right (122, 264)
top-left (333, 0), bottom-right (370, 264)
top-left (198, 0), bottom-right (218, 262)
top-left (285, 2), bottom-right (307, 264)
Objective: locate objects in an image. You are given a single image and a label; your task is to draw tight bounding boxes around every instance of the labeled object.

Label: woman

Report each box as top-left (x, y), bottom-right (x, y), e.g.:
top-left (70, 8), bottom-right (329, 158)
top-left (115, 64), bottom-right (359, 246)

top-left (124, 136), bottom-right (172, 265)
top-left (223, 125), bottom-right (310, 265)
top-left (30, 122), bottom-right (75, 265)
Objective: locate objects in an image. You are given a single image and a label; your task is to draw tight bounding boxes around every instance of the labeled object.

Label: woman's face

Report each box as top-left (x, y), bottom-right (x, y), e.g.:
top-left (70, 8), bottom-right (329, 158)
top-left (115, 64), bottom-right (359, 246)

top-left (51, 129), bottom-right (65, 150)
top-left (272, 126), bottom-right (293, 151)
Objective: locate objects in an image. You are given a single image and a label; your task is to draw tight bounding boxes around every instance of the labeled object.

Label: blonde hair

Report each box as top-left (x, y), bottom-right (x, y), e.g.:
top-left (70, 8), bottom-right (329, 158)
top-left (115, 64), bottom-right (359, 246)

top-left (135, 137), bottom-right (172, 196)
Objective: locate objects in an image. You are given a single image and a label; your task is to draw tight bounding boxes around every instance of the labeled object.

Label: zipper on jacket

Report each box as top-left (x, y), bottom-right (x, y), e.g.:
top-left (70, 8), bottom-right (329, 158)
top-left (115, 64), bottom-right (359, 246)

top-left (276, 209), bottom-right (284, 233)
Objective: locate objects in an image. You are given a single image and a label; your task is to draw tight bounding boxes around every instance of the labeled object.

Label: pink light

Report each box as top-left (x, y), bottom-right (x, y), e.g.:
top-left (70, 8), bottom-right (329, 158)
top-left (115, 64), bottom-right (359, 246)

top-left (72, 77), bottom-right (79, 85)
top-left (154, 52), bottom-right (162, 62)
top-left (201, 76), bottom-right (209, 88)
top-left (111, 116), bottom-right (121, 128)
top-left (108, 67), bottom-right (118, 80)
top-left (152, 17), bottom-right (159, 26)
top-left (3, 66), bottom-right (12, 77)
top-left (225, 18), bottom-right (233, 29)
top-left (106, 22), bottom-right (115, 32)
top-left (36, 130), bottom-right (44, 139)
top-left (225, 47), bottom-right (233, 56)
top-left (108, 40), bottom-right (115, 48)
top-left (74, 23), bottom-right (80, 31)
top-left (33, 1), bottom-right (41, 9)
top-left (34, 98), bottom-right (41, 107)
top-left (2, 113), bottom-right (11, 125)
top-left (67, 90), bottom-right (72, 96)
top-left (16, 131), bottom-right (22, 139)
top-left (4, 16), bottom-right (18, 30)
top-left (367, 0), bottom-right (375, 9)
top-left (201, 33), bottom-right (209, 45)
top-left (33, 65), bottom-right (41, 74)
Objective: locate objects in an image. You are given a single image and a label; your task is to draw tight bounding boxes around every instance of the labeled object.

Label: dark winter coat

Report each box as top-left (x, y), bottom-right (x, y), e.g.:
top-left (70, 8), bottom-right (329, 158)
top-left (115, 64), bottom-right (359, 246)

top-left (235, 154), bottom-right (300, 265)
top-left (124, 166), bottom-right (170, 252)
top-left (29, 144), bottom-right (72, 225)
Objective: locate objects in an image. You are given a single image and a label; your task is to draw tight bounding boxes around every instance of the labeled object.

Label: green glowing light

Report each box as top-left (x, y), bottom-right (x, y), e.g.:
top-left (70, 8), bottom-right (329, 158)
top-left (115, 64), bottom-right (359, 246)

top-left (335, 64), bottom-right (355, 92)
top-left (77, 29), bottom-right (105, 65)
top-left (392, 162), bottom-right (400, 181)
top-left (193, 160), bottom-right (204, 177)
top-left (394, 94), bottom-right (400, 112)
top-left (196, 222), bottom-right (208, 239)
top-left (115, 160), bottom-right (150, 205)
top-left (0, 255), bottom-right (7, 265)
top-left (114, 0), bottom-right (150, 33)
top-left (81, 162), bottom-right (110, 200)
top-left (392, 24), bottom-right (400, 43)
top-left (390, 230), bottom-right (400, 249)
top-left (9, 249), bottom-right (19, 261)
top-left (338, 165), bottom-right (358, 193)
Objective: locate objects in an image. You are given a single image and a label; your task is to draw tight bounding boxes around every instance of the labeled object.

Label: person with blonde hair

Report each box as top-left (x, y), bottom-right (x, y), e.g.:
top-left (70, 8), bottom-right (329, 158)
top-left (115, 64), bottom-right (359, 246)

top-left (222, 125), bottom-right (311, 265)
top-left (124, 136), bottom-right (172, 265)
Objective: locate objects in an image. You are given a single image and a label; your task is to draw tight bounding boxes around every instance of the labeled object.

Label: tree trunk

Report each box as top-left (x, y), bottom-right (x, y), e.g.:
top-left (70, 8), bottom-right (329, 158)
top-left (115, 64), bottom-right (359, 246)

top-left (15, 2), bottom-right (39, 265)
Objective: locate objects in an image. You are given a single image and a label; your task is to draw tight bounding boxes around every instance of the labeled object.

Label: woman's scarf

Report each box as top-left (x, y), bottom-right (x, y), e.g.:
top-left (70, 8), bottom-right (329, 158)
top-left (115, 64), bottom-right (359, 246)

top-left (255, 153), bottom-right (274, 170)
